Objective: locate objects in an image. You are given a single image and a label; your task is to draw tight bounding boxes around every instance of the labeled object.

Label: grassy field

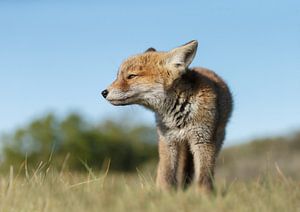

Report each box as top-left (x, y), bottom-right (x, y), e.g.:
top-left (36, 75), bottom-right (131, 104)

top-left (1, 136), bottom-right (300, 212)
top-left (0, 168), bottom-right (299, 212)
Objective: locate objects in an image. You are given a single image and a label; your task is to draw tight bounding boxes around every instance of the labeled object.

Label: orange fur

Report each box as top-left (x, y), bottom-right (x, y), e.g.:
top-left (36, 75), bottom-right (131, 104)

top-left (103, 41), bottom-right (233, 192)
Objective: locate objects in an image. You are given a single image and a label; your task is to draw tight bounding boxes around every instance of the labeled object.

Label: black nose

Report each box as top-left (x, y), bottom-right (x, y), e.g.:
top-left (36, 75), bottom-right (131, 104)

top-left (101, 89), bottom-right (109, 98)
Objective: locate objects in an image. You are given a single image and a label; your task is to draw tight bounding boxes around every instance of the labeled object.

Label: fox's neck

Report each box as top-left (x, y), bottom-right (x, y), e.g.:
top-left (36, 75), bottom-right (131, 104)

top-left (139, 73), bottom-right (195, 130)
top-left (154, 87), bottom-right (194, 130)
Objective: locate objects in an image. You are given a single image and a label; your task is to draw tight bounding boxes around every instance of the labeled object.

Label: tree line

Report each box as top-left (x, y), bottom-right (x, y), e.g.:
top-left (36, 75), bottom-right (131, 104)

top-left (0, 113), bottom-right (158, 172)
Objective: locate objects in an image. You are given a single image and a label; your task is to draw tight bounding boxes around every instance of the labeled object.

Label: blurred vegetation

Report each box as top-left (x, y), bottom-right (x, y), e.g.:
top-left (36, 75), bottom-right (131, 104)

top-left (0, 113), bottom-right (299, 181)
top-left (0, 113), bottom-right (157, 172)
top-left (216, 132), bottom-right (300, 181)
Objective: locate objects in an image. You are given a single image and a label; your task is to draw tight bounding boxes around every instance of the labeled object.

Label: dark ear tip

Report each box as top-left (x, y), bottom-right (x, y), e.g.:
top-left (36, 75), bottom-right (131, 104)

top-left (145, 47), bottom-right (156, 52)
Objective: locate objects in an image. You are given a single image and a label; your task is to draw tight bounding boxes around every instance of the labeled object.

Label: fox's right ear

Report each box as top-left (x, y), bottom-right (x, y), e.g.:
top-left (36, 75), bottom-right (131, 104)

top-left (166, 40), bottom-right (198, 73)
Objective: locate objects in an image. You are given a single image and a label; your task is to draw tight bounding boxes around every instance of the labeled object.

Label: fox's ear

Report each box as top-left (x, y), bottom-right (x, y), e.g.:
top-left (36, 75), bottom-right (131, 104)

top-left (145, 47), bottom-right (156, 52)
top-left (166, 40), bottom-right (198, 72)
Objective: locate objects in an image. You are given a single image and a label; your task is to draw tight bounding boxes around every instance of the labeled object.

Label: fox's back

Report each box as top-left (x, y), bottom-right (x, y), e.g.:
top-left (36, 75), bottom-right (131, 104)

top-left (187, 67), bottom-right (233, 147)
top-left (193, 67), bottom-right (233, 120)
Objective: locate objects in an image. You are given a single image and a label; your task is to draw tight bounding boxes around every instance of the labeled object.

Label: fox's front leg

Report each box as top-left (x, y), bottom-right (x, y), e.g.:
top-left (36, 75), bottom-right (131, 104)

top-left (190, 130), bottom-right (216, 193)
top-left (156, 136), bottom-right (179, 190)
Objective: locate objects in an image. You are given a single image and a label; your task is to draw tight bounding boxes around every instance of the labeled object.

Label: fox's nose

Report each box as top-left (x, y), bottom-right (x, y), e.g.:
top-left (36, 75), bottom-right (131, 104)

top-left (101, 89), bottom-right (109, 98)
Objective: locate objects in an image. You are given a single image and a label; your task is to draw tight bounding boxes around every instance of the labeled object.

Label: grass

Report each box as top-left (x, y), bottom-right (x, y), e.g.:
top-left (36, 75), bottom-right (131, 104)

top-left (0, 164), bottom-right (299, 212)
top-left (1, 135), bottom-right (300, 211)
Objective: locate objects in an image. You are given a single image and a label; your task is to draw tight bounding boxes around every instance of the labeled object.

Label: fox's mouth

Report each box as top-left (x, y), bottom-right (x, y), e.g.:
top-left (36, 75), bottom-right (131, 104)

top-left (107, 97), bottom-right (135, 106)
top-left (105, 89), bottom-right (141, 106)
top-left (109, 100), bottom-right (130, 106)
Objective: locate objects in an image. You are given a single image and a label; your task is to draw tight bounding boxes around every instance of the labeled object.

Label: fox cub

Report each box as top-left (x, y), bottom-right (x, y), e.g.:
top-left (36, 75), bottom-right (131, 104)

top-left (102, 40), bottom-right (233, 192)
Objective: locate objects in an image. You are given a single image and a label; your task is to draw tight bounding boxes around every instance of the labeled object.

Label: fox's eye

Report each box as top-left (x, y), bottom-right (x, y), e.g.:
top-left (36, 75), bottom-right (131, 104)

top-left (127, 74), bottom-right (138, 79)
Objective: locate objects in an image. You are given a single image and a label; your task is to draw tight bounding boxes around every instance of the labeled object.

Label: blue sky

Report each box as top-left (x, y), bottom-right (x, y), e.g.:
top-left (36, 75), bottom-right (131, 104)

top-left (0, 0), bottom-right (299, 145)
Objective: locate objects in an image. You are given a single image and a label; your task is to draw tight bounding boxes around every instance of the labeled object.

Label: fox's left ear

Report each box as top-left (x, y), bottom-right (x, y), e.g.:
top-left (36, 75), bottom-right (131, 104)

top-left (166, 40), bottom-right (198, 72)
top-left (145, 47), bottom-right (156, 52)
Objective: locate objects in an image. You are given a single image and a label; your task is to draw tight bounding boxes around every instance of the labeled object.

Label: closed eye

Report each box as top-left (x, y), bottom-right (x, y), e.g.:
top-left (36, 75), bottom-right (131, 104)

top-left (127, 74), bottom-right (138, 79)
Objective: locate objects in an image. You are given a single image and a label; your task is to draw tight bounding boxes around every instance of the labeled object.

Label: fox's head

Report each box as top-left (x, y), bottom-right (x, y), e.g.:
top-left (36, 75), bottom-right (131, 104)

top-left (102, 40), bottom-right (198, 110)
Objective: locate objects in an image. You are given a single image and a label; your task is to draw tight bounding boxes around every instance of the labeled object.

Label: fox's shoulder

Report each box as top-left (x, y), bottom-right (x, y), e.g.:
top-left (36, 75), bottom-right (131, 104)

top-left (190, 67), bottom-right (233, 117)
top-left (187, 67), bottom-right (230, 91)
top-left (191, 67), bottom-right (223, 84)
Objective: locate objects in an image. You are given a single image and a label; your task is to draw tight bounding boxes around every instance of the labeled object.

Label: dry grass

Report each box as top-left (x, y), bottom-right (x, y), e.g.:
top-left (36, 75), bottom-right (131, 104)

top-left (0, 164), bottom-right (299, 212)
top-left (1, 136), bottom-right (300, 212)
